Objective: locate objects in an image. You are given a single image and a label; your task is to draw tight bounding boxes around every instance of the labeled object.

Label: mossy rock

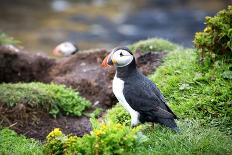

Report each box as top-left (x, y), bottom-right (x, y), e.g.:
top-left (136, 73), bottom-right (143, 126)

top-left (129, 38), bottom-right (178, 53)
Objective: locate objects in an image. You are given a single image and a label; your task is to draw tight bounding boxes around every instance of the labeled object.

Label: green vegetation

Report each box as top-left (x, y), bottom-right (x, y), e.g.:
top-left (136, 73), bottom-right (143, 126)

top-left (105, 104), bottom-right (130, 126)
top-left (129, 38), bottom-right (178, 52)
top-left (149, 48), bottom-right (232, 133)
top-left (194, 5), bottom-right (232, 63)
top-left (0, 128), bottom-right (43, 155)
top-left (0, 32), bottom-right (20, 45)
top-left (106, 105), bottom-right (232, 154)
top-left (135, 119), bottom-right (232, 155)
top-left (44, 120), bottom-right (144, 155)
top-left (0, 82), bottom-right (91, 117)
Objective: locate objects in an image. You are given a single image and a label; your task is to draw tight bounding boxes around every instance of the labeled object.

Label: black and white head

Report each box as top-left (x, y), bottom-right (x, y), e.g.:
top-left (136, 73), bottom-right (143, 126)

top-left (101, 47), bottom-right (135, 68)
top-left (52, 42), bottom-right (79, 57)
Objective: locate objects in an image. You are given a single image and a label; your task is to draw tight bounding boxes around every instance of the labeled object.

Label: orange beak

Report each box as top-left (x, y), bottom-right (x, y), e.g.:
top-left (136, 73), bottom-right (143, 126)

top-left (101, 54), bottom-right (111, 68)
top-left (52, 46), bottom-right (62, 56)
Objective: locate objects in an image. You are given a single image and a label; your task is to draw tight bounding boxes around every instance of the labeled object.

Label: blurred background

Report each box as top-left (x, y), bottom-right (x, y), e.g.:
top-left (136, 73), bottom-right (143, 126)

top-left (0, 0), bottom-right (230, 54)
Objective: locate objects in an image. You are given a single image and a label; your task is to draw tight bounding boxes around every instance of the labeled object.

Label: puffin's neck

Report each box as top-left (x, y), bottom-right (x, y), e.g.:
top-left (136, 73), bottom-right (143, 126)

top-left (116, 58), bottom-right (137, 80)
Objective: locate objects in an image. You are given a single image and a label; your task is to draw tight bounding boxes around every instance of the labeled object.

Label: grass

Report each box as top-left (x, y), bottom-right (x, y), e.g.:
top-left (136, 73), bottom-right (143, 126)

top-left (0, 128), bottom-right (43, 155)
top-left (0, 32), bottom-right (20, 45)
top-left (134, 119), bottom-right (232, 155)
top-left (149, 47), bottom-right (232, 133)
top-left (106, 105), bottom-right (232, 154)
top-left (0, 82), bottom-right (91, 117)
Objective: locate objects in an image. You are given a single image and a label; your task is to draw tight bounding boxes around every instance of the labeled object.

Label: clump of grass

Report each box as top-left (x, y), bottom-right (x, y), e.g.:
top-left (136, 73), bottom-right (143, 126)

top-left (129, 38), bottom-right (178, 52)
top-left (105, 104), bottom-right (130, 126)
top-left (0, 128), bottom-right (43, 155)
top-left (0, 32), bottom-right (20, 45)
top-left (149, 48), bottom-right (232, 133)
top-left (0, 82), bottom-right (91, 117)
top-left (133, 119), bottom-right (232, 155)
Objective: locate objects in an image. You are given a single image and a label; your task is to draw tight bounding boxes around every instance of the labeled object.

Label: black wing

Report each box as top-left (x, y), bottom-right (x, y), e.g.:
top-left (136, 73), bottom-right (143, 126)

top-left (123, 74), bottom-right (177, 119)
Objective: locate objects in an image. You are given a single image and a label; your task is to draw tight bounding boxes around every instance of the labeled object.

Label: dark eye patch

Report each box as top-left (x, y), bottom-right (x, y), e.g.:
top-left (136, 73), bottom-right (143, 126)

top-left (120, 52), bottom-right (123, 57)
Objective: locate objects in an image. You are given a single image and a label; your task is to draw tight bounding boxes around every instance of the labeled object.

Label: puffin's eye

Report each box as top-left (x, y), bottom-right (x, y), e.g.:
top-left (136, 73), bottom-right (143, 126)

top-left (120, 52), bottom-right (123, 57)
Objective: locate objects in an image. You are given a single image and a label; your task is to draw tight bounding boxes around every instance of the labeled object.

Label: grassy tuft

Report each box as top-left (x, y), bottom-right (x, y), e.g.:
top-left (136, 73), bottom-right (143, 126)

top-left (149, 48), bottom-right (232, 133)
top-left (129, 38), bottom-right (178, 52)
top-left (0, 82), bottom-right (91, 117)
top-left (0, 32), bottom-right (20, 45)
top-left (134, 119), bottom-right (232, 155)
top-left (105, 104), bottom-right (131, 126)
top-left (0, 128), bottom-right (43, 155)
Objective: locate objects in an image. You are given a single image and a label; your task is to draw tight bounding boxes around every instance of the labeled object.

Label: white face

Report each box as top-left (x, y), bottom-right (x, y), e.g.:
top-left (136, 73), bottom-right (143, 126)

top-left (111, 49), bottom-right (134, 67)
top-left (58, 42), bottom-right (76, 56)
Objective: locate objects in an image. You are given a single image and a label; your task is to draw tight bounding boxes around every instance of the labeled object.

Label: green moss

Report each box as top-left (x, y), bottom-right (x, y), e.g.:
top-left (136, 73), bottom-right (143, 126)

top-left (0, 128), bottom-right (43, 155)
top-left (129, 38), bottom-right (178, 52)
top-left (0, 82), bottom-right (91, 117)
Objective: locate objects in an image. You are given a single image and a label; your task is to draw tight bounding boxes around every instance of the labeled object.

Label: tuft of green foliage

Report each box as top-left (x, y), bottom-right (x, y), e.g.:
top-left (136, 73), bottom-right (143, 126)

top-left (149, 48), bottom-right (232, 133)
top-left (0, 82), bottom-right (91, 117)
top-left (0, 128), bottom-right (43, 155)
top-left (129, 38), bottom-right (178, 53)
top-left (194, 5), bottom-right (232, 63)
top-left (43, 120), bottom-right (145, 155)
top-left (134, 119), bottom-right (232, 155)
top-left (0, 32), bottom-right (20, 45)
top-left (105, 104), bottom-right (131, 126)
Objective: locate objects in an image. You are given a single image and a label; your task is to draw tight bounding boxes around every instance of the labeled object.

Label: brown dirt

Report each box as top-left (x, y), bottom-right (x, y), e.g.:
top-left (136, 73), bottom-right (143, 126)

top-left (0, 45), bottom-right (55, 83)
top-left (49, 49), bottom-right (117, 108)
top-left (0, 103), bottom-right (91, 140)
top-left (0, 45), bottom-right (166, 140)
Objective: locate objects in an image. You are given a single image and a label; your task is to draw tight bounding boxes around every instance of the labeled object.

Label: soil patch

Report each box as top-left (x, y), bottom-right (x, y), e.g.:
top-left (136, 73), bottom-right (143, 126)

top-left (0, 104), bottom-right (91, 140)
top-left (0, 45), bottom-right (55, 83)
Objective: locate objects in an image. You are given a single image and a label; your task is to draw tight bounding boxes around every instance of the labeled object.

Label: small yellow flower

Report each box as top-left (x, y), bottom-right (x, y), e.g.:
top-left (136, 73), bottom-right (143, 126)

top-left (100, 124), bottom-right (107, 130)
top-left (47, 128), bottom-right (63, 141)
top-left (115, 123), bottom-right (123, 129)
top-left (95, 129), bottom-right (103, 137)
top-left (204, 27), bottom-right (211, 33)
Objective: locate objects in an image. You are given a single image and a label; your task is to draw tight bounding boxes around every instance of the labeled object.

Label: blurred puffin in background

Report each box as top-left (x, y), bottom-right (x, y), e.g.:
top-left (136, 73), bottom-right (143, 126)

top-left (52, 42), bottom-right (79, 56)
top-left (101, 47), bottom-right (179, 132)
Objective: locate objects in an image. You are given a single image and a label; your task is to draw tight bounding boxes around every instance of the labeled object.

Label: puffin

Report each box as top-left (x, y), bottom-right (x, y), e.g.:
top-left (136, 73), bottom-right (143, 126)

top-left (101, 47), bottom-right (179, 131)
top-left (52, 42), bottom-right (79, 56)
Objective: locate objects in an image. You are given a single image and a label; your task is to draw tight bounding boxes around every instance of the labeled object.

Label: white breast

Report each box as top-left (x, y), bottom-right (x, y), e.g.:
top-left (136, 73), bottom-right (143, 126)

top-left (112, 73), bottom-right (140, 126)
